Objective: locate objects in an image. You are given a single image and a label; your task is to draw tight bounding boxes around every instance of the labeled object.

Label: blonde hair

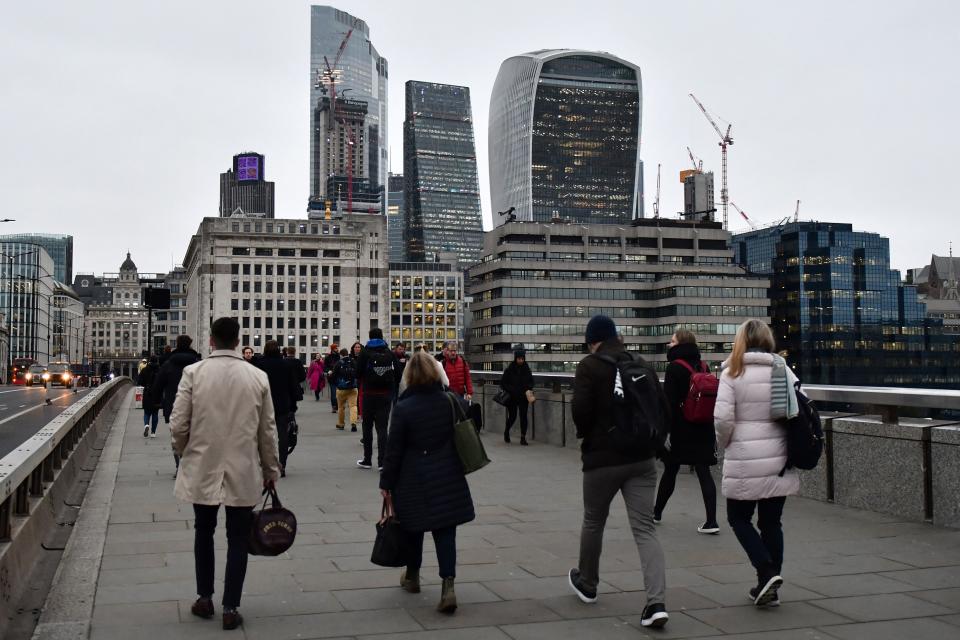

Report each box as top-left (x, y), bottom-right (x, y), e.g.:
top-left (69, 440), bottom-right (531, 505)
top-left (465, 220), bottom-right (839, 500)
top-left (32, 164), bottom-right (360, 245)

top-left (402, 351), bottom-right (442, 389)
top-left (727, 319), bottom-right (776, 378)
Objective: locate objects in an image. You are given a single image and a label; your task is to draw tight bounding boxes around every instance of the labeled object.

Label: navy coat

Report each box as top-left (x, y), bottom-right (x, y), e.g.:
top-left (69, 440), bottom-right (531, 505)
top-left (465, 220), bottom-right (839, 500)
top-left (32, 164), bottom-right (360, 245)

top-left (379, 383), bottom-right (475, 533)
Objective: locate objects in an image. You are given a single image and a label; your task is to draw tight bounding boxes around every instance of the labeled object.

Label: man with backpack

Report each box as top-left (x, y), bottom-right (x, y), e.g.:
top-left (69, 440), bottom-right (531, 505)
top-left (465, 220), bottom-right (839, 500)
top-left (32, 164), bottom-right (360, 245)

top-left (330, 348), bottom-right (359, 432)
top-left (568, 315), bottom-right (670, 629)
top-left (356, 328), bottom-right (398, 470)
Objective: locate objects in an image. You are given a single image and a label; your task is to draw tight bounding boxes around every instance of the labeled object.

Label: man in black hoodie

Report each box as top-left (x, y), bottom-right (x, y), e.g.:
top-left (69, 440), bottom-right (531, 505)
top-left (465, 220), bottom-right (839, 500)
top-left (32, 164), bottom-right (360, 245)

top-left (355, 327), bottom-right (398, 470)
top-left (256, 341), bottom-right (299, 476)
top-left (155, 335), bottom-right (202, 473)
top-left (567, 315), bottom-right (669, 629)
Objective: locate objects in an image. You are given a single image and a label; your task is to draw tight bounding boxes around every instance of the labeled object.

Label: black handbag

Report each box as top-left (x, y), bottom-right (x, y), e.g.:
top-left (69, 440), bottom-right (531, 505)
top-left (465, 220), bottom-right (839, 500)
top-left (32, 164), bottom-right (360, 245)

top-left (287, 416), bottom-right (299, 455)
top-left (370, 496), bottom-right (411, 567)
top-left (248, 487), bottom-right (297, 556)
top-left (493, 388), bottom-right (510, 406)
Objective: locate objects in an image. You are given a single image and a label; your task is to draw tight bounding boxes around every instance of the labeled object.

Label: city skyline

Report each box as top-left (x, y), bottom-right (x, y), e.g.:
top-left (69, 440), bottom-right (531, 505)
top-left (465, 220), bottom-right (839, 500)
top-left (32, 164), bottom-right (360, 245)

top-left (1, 1), bottom-right (957, 274)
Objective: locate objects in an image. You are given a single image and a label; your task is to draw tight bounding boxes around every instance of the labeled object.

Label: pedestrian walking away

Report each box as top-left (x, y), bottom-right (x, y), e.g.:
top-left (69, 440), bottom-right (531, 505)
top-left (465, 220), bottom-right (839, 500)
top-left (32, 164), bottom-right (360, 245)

top-left (154, 335), bottom-right (202, 474)
top-left (323, 344), bottom-right (341, 413)
top-left (714, 319), bottom-right (800, 608)
top-left (284, 347), bottom-right (307, 413)
top-left (331, 348), bottom-right (359, 431)
top-left (356, 327), bottom-right (399, 470)
top-left (351, 341), bottom-right (364, 424)
top-left (255, 341), bottom-right (300, 477)
top-left (500, 348), bottom-right (533, 445)
top-left (170, 317), bottom-right (281, 631)
top-left (379, 351), bottom-right (476, 614)
top-left (307, 353), bottom-right (326, 401)
top-left (138, 355), bottom-right (162, 438)
top-left (654, 329), bottom-right (720, 533)
top-left (568, 314), bottom-right (670, 628)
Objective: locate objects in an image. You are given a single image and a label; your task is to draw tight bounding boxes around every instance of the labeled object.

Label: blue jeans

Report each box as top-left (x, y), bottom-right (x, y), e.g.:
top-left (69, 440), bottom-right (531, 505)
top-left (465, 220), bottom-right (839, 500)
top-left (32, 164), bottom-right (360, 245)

top-left (143, 409), bottom-right (159, 433)
top-left (406, 526), bottom-right (457, 579)
top-left (727, 496), bottom-right (786, 581)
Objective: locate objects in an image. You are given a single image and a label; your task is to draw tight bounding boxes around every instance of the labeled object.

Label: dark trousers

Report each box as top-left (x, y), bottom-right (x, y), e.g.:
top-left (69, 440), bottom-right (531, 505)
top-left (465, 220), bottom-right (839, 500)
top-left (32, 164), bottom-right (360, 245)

top-left (143, 408), bottom-right (159, 432)
top-left (504, 398), bottom-right (529, 437)
top-left (727, 496), bottom-right (787, 581)
top-left (314, 388), bottom-right (321, 401)
top-left (406, 526), bottom-right (457, 579)
top-left (193, 504), bottom-right (253, 608)
top-left (655, 463), bottom-right (717, 524)
top-left (276, 413), bottom-right (289, 469)
top-left (330, 386), bottom-right (338, 410)
top-left (361, 394), bottom-right (391, 467)
top-left (163, 412), bottom-right (179, 469)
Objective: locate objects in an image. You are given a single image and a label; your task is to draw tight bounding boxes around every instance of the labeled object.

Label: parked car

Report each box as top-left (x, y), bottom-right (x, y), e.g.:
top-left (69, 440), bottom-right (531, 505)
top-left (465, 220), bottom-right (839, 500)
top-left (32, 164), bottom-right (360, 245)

top-left (24, 364), bottom-right (49, 387)
top-left (46, 362), bottom-right (74, 388)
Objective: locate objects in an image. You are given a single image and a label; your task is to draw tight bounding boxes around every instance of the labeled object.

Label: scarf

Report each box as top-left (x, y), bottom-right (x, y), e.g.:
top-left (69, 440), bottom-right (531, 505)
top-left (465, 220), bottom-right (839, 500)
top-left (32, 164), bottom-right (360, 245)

top-left (770, 354), bottom-right (800, 421)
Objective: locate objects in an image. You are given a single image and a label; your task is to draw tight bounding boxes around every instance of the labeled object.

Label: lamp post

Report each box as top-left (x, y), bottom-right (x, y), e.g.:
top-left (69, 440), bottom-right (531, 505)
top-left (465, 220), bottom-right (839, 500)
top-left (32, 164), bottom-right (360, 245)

top-left (0, 249), bottom-right (38, 383)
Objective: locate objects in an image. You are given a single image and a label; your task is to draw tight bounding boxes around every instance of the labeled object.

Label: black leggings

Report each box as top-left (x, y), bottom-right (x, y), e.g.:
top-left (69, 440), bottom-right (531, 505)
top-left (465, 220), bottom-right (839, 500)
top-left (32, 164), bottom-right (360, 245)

top-left (654, 463), bottom-right (717, 524)
top-left (505, 398), bottom-right (529, 437)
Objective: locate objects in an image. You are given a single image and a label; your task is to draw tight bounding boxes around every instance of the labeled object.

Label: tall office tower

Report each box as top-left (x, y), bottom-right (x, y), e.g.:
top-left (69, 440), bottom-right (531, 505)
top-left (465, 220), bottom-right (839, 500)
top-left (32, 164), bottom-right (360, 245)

top-left (733, 222), bottom-right (944, 387)
top-left (404, 81), bottom-right (483, 264)
top-left (0, 233), bottom-right (73, 283)
top-left (387, 174), bottom-right (405, 262)
top-left (219, 152), bottom-right (275, 218)
top-left (308, 6), bottom-right (388, 216)
top-left (0, 241), bottom-right (55, 366)
top-left (489, 50), bottom-right (643, 226)
top-left (682, 171), bottom-right (716, 221)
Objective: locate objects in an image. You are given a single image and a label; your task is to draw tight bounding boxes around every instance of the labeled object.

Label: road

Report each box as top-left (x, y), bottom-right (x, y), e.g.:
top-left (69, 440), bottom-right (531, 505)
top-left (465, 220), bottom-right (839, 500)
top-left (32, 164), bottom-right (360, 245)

top-left (0, 385), bottom-right (95, 458)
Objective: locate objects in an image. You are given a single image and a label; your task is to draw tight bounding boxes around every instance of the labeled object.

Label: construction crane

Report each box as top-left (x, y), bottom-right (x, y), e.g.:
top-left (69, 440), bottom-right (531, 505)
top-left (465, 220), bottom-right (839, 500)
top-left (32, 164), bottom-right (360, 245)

top-left (730, 201), bottom-right (756, 230)
top-left (689, 94), bottom-right (734, 230)
top-left (652, 163), bottom-right (661, 218)
top-left (314, 29), bottom-right (356, 218)
top-left (686, 146), bottom-right (702, 172)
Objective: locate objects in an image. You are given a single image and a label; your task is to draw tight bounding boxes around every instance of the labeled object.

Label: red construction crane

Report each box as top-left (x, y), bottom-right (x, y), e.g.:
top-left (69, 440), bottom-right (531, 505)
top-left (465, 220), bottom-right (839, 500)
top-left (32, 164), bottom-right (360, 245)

top-left (686, 146), bottom-right (702, 172)
top-left (730, 201), bottom-right (756, 230)
top-left (689, 94), bottom-right (734, 230)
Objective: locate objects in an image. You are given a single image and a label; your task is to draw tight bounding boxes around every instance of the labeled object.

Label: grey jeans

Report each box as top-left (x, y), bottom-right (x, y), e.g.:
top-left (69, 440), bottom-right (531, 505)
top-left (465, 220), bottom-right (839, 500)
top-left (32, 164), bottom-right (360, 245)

top-left (578, 458), bottom-right (666, 605)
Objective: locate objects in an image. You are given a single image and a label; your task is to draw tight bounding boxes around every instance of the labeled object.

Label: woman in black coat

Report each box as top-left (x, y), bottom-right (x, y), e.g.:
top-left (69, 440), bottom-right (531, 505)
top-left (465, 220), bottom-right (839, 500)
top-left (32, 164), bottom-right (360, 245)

top-left (500, 349), bottom-right (534, 445)
top-left (379, 351), bottom-right (475, 614)
top-left (653, 329), bottom-right (720, 534)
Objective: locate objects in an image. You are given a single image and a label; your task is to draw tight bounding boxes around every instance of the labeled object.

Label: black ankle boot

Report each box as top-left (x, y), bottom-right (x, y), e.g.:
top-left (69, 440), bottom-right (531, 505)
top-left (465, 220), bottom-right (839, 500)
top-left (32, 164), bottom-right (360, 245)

top-left (504, 431), bottom-right (511, 443)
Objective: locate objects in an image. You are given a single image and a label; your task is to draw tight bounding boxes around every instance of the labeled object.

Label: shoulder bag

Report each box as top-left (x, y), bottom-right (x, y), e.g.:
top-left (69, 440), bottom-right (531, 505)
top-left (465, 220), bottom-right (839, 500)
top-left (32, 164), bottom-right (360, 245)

top-left (249, 487), bottom-right (297, 556)
top-left (446, 392), bottom-right (491, 475)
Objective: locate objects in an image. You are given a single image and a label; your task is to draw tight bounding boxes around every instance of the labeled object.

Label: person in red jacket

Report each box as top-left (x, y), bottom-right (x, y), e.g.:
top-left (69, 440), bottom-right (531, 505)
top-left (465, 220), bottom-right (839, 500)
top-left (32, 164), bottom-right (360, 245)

top-left (441, 341), bottom-right (473, 401)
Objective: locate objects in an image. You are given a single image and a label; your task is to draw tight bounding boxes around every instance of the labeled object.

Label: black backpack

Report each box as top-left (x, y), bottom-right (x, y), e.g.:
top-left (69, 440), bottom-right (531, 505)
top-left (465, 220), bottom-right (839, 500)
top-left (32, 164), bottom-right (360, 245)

top-left (336, 357), bottom-right (357, 389)
top-left (364, 349), bottom-right (396, 389)
top-left (779, 381), bottom-right (824, 475)
top-left (593, 353), bottom-right (668, 454)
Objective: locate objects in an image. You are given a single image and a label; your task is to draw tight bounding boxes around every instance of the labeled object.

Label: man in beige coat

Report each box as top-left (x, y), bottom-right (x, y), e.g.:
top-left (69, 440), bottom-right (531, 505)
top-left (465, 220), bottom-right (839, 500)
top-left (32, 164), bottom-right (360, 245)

top-left (171, 317), bottom-right (281, 631)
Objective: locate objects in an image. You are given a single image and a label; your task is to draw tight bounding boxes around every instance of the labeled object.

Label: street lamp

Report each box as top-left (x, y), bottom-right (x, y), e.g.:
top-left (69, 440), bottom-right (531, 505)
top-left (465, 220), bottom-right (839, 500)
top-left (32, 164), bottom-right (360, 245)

top-left (0, 249), bottom-right (37, 383)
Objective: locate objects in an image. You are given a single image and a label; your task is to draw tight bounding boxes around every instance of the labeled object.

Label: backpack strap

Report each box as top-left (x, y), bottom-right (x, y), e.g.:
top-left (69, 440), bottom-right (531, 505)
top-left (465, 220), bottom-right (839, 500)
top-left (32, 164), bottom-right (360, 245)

top-left (674, 359), bottom-right (695, 374)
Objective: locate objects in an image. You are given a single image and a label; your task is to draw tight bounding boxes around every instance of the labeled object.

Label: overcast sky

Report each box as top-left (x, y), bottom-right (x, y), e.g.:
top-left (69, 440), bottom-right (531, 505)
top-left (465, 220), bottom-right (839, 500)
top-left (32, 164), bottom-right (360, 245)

top-left (2, 0), bottom-right (957, 277)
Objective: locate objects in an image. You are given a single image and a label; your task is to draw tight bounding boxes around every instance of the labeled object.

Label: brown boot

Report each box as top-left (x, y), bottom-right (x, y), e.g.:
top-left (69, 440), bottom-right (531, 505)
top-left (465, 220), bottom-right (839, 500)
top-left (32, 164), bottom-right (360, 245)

top-left (222, 609), bottom-right (243, 630)
top-left (400, 568), bottom-right (421, 593)
top-left (190, 597), bottom-right (214, 619)
top-left (437, 576), bottom-right (457, 613)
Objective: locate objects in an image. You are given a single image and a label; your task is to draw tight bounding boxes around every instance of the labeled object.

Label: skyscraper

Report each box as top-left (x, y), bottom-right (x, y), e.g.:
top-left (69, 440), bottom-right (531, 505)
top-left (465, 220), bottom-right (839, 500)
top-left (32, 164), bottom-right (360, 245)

top-left (489, 50), bottom-right (644, 226)
top-left (219, 152), bottom-right (275, 217)
top-left (733, 222), bottom-right (940, 386)
top-left (404, 81), bottom-right (483, 265)
top-left (308, 6), bottom-right (388, 216)
top-left (683, 171), bottom-right (715, 221)
top-left (387, 173), bottom-right (405, 262)
top-left (0, 233), bottom-right (73, 283)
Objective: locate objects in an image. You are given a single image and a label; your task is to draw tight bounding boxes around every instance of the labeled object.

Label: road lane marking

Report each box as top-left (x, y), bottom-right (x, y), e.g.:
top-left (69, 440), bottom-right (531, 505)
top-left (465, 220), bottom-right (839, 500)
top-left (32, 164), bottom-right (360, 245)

top-left (0, 392), bottom-right (85, 426)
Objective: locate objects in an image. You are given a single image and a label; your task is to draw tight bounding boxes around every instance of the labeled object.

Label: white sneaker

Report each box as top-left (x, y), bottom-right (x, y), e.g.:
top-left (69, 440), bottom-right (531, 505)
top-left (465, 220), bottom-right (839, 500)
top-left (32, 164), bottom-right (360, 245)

top-left (150, 432), bottom-right (157, 438)
top-left (356, 460), bottom-right (372, 469)
top-left (143, 426), bottom-right (149, 437)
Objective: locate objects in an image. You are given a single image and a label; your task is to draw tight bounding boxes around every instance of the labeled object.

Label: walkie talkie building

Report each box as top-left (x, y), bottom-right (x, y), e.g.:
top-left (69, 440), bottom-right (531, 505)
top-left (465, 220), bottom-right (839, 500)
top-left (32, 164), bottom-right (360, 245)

top-left (489, 50), bottom-right (644, 226)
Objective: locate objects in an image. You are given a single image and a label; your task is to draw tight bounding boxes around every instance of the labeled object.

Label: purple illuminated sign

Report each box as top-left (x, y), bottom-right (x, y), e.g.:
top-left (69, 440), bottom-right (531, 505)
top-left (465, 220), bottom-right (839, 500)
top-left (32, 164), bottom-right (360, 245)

top-left (236, 155), bottom-right (261, 182)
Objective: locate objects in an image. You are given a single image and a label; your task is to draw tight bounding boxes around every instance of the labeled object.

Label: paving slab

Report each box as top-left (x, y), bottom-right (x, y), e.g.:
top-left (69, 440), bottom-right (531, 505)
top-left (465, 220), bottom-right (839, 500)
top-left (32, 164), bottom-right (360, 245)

top-left (686, 602), bottom-right (853, 634)
top-left (818, 618), bottom-right (960, 640)
top-left (807, 592), bottom-right (954, 621)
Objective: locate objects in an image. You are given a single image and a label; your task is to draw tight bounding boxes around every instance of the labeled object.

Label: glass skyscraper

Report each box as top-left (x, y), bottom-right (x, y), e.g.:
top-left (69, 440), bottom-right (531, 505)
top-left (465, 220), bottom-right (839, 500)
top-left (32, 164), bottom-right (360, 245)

top-left (733, 222), bottom-right (935, 386)
top-left (308, 6), bottom-right (388, 213)
top-left (489, 50), bottom-right (644, 226)
top-left (387, 173), bottom-right (405, 262)
top-left (403, 81), bottom-right (483, 265)
top-left (0, 233), bottom-right (73, 284)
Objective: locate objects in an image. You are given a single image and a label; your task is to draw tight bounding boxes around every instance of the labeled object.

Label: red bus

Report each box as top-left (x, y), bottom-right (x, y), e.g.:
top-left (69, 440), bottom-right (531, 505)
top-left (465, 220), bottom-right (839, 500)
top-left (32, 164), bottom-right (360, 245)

top-left (10, 358), bottom-right (36, 384)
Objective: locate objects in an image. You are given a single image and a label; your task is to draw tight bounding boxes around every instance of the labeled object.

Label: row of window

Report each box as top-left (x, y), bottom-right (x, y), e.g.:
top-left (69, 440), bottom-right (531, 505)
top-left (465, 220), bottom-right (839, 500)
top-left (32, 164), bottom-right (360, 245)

top-left (231, 298), bottom-right (339, 312)
top-left (231, 263), bottom-right (342, 277)
top-left (471, 322), bottom-right (743, 338)
top-left (483, 285), bottom-right (768, 302)
top-left (230, 221), bottom-right (343, 236)
top-left (231, 247), bottom-right (342, 258)
top-left (474, 304), bottom-right (768, 320)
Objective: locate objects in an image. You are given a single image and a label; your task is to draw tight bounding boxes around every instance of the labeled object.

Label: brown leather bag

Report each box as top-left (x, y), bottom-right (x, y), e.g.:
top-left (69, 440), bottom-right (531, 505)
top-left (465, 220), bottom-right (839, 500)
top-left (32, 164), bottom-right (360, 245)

top-left (248, 487), bottom-right (297, 556)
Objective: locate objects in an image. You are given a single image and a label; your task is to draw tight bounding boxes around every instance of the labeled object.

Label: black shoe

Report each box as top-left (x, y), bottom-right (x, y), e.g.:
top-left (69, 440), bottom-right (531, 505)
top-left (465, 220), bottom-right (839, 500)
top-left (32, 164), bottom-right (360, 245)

top-left (748, 587), bottom-right (781, 607)
top-left (504, 432), bottom-right (511, 443)
top-left (567, 568), bottom-right (597, 604)
top-left (640, 602), bottom-right (669, 628)
top-left (351, 424), bottom-right (357, 432)
top-left (520, 437), bottom-right (528, 446)
top-left (357, 459), bottom-right (372, 469)
top-left (697, 522), bottom-right (720, 534)
top-left (191, 597), bottom-right (214, 619)
top-left (222, 609), bottom-right (243, 630)
top-left (752, 575), bottom-right (783, 607)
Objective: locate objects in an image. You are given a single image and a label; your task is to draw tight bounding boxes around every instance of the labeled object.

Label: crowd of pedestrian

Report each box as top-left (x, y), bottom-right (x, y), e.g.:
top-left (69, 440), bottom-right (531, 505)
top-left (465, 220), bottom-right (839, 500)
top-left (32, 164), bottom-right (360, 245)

top-left (131, 310), bottom-right (802, 629)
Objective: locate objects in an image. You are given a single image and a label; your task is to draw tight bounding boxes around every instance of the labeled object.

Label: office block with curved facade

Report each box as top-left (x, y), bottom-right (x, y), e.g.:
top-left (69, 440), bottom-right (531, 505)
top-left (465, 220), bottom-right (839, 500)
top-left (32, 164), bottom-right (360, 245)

top-left (489, 49), bottom-right (644, 226)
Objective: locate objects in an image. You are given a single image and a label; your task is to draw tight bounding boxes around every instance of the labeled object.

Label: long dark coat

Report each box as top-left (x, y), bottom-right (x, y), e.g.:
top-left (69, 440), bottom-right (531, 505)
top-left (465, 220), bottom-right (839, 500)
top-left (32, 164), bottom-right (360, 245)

top-left (379, 383), bottom-right (475, 533)
top-left (500, 360), bottom-right (533, 403)
top-left (154, 348), bottom-right (202, 419)
top-left (255, 353), bottom-right (299, 419)
top-left (662, 342), bottom-right (718, 466)
top-left (138, 362), bottom-right (162, 412)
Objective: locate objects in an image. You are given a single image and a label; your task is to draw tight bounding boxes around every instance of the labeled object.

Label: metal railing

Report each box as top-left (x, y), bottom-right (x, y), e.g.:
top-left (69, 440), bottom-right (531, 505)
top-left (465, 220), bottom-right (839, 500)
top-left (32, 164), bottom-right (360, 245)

top-left (0, 377), bottom-right (128, 540)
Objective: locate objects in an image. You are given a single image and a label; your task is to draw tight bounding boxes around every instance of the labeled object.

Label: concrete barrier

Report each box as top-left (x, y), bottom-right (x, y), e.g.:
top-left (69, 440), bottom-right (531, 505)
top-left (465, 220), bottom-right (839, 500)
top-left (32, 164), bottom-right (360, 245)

top-left (931, 425), bottom-right (960, 528)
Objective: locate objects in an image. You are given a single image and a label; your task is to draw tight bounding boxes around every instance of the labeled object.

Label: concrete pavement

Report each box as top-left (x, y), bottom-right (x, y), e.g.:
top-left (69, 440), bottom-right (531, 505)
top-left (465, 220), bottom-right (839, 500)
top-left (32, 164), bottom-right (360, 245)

top-left (41, 388), bottom-right (960, 639)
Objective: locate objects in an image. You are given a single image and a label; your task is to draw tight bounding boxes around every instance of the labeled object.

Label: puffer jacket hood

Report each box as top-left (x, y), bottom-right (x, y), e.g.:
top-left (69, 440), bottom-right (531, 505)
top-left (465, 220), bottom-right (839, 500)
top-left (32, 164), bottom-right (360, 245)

top-left (714, 351), bottom-right (799, 501)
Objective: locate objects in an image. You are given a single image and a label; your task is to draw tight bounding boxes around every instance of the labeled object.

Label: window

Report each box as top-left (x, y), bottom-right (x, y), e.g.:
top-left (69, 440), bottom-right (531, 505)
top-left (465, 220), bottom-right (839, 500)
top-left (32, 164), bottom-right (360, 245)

top-left (369, 283), bottom-right (378, 295)
top-left (301, 249), bottom-right (318, 258)
top-left (231, 264), bottom-right (239, 275)
top-left (255, 248), bottom-right (273, 256)
top-left (232, 247), bottom-right (249, 256)
top-left (324, 250), bottom-right (340, 258)
top-left (278, 248), bottom-right (295, 257)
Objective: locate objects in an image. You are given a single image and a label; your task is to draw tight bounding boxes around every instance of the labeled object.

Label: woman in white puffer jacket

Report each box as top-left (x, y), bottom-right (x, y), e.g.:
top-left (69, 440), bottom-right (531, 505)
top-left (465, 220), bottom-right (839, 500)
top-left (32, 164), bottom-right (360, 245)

top-left (714, 319), bottom-right (799, 608)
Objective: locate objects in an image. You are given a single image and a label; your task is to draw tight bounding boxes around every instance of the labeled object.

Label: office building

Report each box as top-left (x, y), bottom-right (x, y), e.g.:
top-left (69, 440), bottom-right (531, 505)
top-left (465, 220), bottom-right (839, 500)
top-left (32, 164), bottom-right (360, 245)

top-left (387, 174), bottom-right (405, 262)
top-left (911, 253), bottom-right (960, 386)
top-left (682, 171), bottom-right (716, 222)
top-left (52, 282), bottom-right (84, 363)
top-left (219, 152), bottom-right (275, 217)
top-left (183, 216), bottom-right (389, 363)
top-left (0, 233), bottom-right (73, 284)
top-left (468, 219), bottom-right (770, 372)
top-left (0, 241), bottom-right (55, 369)
top-left (489, 50), bottom-right (644, 226)
top-left (732, 222), bottom-right (950, 387)
top-left (404, 81), bottom-right (483, 264)
top-left (389, 257), bottom-right (464, 353)
top-left (309, 6), bottom-right (388, 215)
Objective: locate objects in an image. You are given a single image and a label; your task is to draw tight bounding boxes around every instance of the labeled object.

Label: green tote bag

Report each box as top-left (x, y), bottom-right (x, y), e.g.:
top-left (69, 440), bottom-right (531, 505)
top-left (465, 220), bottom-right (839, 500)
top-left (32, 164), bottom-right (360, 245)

top-left (446, 393), bottom-right (491, 474)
